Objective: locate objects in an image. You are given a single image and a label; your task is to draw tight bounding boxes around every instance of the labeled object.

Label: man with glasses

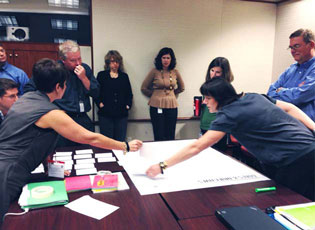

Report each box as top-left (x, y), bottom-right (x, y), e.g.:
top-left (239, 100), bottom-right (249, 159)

top-left (0, 78), bottom-right (18, 125)
top-left (268, 29), bottom-right (315, 121)
top-left (0, 43), bottom-right (29, 95)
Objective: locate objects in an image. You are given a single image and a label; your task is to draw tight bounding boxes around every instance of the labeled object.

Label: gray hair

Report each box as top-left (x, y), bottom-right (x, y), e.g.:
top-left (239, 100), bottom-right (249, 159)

top-left (59, 40), bottom-right (80, 60)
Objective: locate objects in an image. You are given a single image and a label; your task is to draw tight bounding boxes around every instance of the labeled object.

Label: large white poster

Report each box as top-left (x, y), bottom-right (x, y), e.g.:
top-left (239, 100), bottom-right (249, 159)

top-left (113, 140), bottom-right (269, 195)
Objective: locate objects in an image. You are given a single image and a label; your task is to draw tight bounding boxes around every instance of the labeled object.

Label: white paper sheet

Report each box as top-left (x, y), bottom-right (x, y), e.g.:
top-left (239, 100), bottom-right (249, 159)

top-left (65, 195), bottom-right (119, 220)
top-left (114, 140), bottom-right (269, 195)
top-left (76, 158), bottom-right (95, 164)
top-left (55, 151), bottom-right (73, 156)
top-left (73, 154), bottom-right (92, 160)
top-left (31, 164), bottom-right (44, 174)
top-left (95, 153), bottom-right (113, 158)
top-left (54, 156), bottom-right (72, 161)
top-left (76, 168), bottom-right (97, 175)
top-left (97, 157), bottom-right (116, 163)
top-left (74, 163), bottom-right (95, 170)
top-left (75, 149), bottom-right (93, 154)
top-left (63, 160), bottom-right (74, 165)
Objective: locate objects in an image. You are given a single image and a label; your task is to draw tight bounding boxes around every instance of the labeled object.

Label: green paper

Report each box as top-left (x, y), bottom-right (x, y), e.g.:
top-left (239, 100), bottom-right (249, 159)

top-left (22, 181), bottom-right (68, 209)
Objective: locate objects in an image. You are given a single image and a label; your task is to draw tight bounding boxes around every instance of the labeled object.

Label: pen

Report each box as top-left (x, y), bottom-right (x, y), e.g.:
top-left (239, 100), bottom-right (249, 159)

top-left (255, 186), bottom-right (276, 193)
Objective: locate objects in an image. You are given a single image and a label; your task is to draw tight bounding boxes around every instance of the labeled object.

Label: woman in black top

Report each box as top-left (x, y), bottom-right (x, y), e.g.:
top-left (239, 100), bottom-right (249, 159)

top-left (96, 50), bottom-right (133, 141)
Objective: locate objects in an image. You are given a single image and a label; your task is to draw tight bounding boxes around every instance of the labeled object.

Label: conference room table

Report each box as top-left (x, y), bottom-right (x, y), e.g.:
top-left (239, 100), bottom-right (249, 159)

top-left (3, 144), bottom-right (311, 230)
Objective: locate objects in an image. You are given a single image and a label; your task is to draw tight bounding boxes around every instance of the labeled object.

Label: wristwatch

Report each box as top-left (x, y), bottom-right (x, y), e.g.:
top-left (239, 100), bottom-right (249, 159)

top-left (159, 161), bottom-right (168, 174)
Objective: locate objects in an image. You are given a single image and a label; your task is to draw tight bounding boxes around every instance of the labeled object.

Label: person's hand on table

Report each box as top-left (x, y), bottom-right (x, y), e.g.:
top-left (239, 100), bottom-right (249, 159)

top-left (64, 170), bottom-right (71, 176)
top-left (146, 164), bottom-right (161, 178)
top-left (128, 140), bottom-right (143, 151)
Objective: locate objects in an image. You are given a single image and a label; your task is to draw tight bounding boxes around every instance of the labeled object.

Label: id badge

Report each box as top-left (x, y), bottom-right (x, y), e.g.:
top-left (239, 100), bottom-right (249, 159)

top-left (157, 108), bottom-right (163, 114)
top-left (79, 100), bottom-right (85, 112)
top-left (48, 160), bottom-right (65, 178)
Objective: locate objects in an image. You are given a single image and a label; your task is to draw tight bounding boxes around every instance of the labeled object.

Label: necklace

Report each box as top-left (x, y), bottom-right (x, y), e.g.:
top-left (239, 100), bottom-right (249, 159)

top-left (110, 71), bottom-right (118, 79)
top-left (161, 70), bottom-right (174, 94)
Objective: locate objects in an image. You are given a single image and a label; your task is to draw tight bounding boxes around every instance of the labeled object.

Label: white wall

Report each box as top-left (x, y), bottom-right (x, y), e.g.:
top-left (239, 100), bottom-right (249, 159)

top-left (92, 0), bottom-right (277, 141)
top-left (272, 0), bottom-right (315, 82)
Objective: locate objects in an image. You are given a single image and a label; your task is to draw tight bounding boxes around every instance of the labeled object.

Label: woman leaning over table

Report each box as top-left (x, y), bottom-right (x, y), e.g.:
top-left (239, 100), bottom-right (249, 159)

top-left (146, 77), bottom-right (315, 201)
top-left (0, 59), bottom-right (142, 227)
top-left (96, 50), bottom-right (133, 141)
top-left (141, 47), bottom-right (185, 141)
top-left (200, 57), bottom-right (234, 152)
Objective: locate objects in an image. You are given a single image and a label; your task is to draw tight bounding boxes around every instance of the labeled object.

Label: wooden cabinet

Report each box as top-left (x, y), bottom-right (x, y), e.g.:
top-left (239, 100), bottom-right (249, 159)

top-left (2, 42), bottom-right (59, 78)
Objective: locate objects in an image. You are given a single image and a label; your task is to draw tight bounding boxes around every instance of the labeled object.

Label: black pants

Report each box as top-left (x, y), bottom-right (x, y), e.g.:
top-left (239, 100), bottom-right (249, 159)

top-left (263, 147), bottom-right (315, 201)
top-left (150, 106), bottom-right (177, 141)
top-left (55, 112), bottom-right (95, 147)
top-left (99, 115), bottom-right (128, 141)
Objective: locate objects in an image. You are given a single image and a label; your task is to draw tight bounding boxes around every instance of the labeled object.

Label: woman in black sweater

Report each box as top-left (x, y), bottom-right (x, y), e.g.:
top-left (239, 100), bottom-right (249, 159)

top-left (96, 50), bottom-right (133, 141)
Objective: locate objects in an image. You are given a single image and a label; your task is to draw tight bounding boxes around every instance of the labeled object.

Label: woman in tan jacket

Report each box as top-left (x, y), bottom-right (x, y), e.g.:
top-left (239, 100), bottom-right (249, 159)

top-left (141, 47), bottom-right (185, 141)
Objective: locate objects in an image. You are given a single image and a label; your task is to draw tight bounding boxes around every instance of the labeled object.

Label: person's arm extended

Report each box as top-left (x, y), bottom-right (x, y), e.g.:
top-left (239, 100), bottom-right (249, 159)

top-left (35, 110), bottom-right (142, 151)
top-left (276, 100), bottom-right (315, 130)
top-left (146, 130), bottom-right (226, 177)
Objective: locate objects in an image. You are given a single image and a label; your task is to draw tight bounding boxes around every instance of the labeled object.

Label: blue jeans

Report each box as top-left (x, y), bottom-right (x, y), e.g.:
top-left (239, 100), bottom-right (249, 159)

top-left (99, 115), bottom-right (128, 141)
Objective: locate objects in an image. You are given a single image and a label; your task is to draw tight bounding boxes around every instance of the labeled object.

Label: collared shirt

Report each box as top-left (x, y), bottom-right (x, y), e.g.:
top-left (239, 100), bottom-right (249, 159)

top-left (267, 57), bottom-right (315, 121)
top-left (23, 61), bottom-right (100, 113)
top-left (0, 62), bottom-right (29, 95)
top-left (0, 111), bottom-right (3, 126)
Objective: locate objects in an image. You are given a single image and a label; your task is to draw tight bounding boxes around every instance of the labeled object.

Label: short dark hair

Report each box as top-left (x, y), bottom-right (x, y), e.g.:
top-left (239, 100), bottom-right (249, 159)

top-left (200, 77), bottom-right (242, 109)
top-left (104, 50), bottom-right (125, 72)
top-left (154, 47), bottom-right (177, 70)
top-left (32, 58), bottom-right (69, 93)
top-left (205, 57), bottom-right (234, 82)
top-left (0, 78), bottom-right (18, 97)
top-left (0, 43), bottom-right (3, 48)
top-left (290, 29), bottom-right (315, 44)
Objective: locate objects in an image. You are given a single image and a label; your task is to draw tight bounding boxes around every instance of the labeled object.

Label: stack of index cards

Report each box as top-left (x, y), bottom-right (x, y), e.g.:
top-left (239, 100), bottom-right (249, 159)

top-left (94, 152), bottom-right (116, 163)
top-left (74, 149), bottom-right (97, 175)
top-left (54, 151), bottom-right (73, 170)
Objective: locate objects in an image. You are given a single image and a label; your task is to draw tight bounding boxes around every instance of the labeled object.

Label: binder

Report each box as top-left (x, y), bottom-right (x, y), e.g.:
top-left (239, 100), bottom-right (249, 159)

top-left (215, 206), bottom-right (287, 230)
top-left (18, 181), bottom-right (68, 210)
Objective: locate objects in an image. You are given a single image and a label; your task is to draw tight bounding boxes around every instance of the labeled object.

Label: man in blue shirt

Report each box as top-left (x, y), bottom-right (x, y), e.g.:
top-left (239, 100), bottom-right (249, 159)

top-left (0, 43), bottom-right (29, 95)
top-left (267, 29), bottom-right (315, 121)
top-left (24, 40), bottom-right (100, 147)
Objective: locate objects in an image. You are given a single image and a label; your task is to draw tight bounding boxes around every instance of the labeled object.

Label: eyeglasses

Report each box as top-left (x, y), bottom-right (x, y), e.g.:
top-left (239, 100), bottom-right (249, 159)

top-left (3, 94), bottom-right (18, 99)
top-left (287, 44), bottom-right (302, 50)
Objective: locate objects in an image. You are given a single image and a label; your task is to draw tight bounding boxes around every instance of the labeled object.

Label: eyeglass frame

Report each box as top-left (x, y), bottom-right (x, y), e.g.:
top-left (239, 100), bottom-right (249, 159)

top-left (2, 94), bottom-right (18, 99)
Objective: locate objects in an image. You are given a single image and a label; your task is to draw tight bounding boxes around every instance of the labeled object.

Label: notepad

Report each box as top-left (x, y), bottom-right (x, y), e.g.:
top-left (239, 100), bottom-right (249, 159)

top-left (275, 202), bottom-right (315, 230)
top-left (65, 175), bottom-right (93, 192)
top-left (65, 174), bottom-right (118, 193)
